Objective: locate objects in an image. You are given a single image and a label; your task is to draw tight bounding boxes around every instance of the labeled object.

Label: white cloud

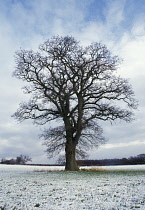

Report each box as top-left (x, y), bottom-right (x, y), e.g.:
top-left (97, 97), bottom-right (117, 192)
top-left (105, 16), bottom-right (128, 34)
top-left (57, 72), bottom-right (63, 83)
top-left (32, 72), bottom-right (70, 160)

top-left (89, 140), bottom-right (145, 160)
top-left (104, 0), bottom-right (126, 27)
top-left (0, 0), bottom-right (145, 163)
top-left (118, 34), bottom-right (145, 78)
top-left (101, 140), bottom-right (145, 149)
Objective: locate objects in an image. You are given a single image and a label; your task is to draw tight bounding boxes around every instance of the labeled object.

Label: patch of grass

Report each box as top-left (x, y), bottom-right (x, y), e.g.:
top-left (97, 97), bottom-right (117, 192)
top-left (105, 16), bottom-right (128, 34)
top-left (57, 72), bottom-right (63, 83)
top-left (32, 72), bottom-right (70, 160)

top-left (80, 167), bottom-right (108, 172)
top-left (34, 169), bottom-right (64, 172)
top-left (0, 206), bottom-right (6, 210)
top-left (34, 168), bottom-right (145, 174)
top-left (34, 203), bottom-right (40, 207)
top-left (34, 168), bottom-right (107, 173)
top-left (0, 205), bottom-right (17, 210)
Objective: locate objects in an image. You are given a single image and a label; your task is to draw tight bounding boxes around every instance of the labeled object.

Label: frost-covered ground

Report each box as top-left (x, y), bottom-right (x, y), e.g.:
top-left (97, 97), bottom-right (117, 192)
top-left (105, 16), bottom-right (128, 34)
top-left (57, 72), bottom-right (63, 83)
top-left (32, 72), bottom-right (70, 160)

top-left (0, 165), bottom-right (145, 209)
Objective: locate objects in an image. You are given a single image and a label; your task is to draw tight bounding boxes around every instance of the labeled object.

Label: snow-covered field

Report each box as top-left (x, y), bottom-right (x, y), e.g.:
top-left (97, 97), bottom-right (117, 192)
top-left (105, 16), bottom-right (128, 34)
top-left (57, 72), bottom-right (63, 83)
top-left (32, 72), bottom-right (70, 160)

top-left (0, 165), bottom-right (145, 209)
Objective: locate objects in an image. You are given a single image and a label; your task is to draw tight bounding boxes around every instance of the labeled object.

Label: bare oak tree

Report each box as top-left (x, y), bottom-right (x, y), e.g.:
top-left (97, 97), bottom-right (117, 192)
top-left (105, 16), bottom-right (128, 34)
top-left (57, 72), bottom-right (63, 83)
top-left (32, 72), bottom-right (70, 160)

top-left (13, 36), bottom-right (137, 171)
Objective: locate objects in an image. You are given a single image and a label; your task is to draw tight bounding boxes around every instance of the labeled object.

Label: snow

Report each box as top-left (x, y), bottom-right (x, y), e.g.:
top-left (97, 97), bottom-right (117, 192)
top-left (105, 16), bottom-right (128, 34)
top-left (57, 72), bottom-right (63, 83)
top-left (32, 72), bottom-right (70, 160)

top-left (81, 164), bottom-right (145, 171)
top-left (0, 165), bottom-right (145, 209)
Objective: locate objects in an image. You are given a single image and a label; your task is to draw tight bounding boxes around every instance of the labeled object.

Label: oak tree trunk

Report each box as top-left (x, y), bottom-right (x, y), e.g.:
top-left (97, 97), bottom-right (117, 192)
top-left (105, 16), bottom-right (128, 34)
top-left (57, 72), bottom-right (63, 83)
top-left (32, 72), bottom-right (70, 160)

top-left (65, 141), bottom-right (79, 171)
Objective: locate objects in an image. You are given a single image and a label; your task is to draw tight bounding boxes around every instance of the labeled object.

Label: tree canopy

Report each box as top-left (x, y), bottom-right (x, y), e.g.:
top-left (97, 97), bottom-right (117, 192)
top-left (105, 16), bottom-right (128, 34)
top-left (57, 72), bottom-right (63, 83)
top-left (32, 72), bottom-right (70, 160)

top-left (13, 36), bottom-right (137, 171)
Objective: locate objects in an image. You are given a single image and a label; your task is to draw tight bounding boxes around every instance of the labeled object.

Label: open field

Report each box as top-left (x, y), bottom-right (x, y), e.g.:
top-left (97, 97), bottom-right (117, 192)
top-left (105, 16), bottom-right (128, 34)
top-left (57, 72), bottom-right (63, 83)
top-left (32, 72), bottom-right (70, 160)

top-left (0, 165), bottom-right (145, 209)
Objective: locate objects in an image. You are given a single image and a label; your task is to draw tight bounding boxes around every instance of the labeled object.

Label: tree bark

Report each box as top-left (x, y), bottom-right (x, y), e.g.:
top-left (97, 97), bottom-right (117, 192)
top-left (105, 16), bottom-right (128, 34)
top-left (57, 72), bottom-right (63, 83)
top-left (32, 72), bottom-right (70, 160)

top-left (65, 141), bottom-right (79, 171)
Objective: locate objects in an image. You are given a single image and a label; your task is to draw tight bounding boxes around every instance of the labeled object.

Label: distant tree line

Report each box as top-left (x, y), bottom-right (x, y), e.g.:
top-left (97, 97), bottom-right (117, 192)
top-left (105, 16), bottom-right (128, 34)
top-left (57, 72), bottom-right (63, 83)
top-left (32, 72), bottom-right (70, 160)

top-left (77, 154), bottom-right (145, 166)
top-left (1, 154), bottom-right (145, 166)
top-left (0, 155), bottom-right (32, 165)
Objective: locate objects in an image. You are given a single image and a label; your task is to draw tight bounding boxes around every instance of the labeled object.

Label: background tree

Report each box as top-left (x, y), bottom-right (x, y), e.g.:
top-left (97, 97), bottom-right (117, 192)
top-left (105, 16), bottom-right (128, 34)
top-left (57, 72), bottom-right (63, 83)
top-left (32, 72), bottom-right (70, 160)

top-left (13, 36), bottom-right (137, 171)
top-left (1, 155), bottom-right (32, 164)
top-left (16, 155), bottom-right (32, 164)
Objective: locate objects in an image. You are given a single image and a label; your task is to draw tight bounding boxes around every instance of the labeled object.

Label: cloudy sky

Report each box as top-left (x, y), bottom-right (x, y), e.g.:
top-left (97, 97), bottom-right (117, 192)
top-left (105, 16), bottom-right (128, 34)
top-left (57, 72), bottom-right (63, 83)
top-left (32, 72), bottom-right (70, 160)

top-left (0, 0), bottom-right (145, 164)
